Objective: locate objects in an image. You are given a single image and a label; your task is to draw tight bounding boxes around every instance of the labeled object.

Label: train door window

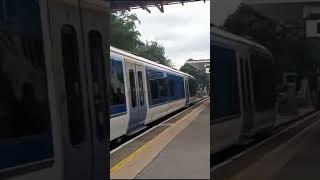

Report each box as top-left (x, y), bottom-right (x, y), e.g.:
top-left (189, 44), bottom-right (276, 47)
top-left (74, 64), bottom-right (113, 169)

top-left (129, 69), bottom-right (137, 107)
top-left (0, 0), bottom-right (53, 173)
top-left (250, 54), bottom-right (275, 112)
top-left (138, 71), bottom-right (144, 106)
top-left (110, 59), bottom-right (126, 115)
top-left (88, 30), bottom-right (106, 141)
top-left (61, 25), bottom-right (85, 145)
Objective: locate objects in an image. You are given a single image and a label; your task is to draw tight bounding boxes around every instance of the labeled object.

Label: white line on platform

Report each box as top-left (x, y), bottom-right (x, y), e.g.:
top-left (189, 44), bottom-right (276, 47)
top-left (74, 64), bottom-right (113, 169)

top-left (110, 97), bottom-right (209, 155)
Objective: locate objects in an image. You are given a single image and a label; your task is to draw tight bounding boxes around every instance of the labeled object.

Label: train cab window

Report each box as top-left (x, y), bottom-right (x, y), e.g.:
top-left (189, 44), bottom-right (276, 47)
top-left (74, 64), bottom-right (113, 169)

top-left (189, 78), bottom-right (197, 97)
top-left (110, 59), bottom-right (126, 115)
top-left (129, 69), bottom-right (137, 107)
top-left (0, 0), bottom-right (53, 173)
top-left (88, 30), bottom-right (107, 141)
top-left (61, 25), bottom-right (85, 145)
top-left (179, 78), bottom-right (185, 98)
top-left (138, 71), bottom-right (144, 106)
top-left (212, 45), bottom-right (240, 120)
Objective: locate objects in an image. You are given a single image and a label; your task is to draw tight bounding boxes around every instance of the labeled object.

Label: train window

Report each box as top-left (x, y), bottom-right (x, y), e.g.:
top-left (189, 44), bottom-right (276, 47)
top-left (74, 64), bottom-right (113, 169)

top-left (180, 78), bottom-right (185, 98)
top-left (168, 79), bottom-right (175, 97)
top-left (250, 54), bottom-right (275, 112)
top-left (212, 45), bottom-right (240, 120)
top-left (189, 78), bottom-right (197, 97)
top-left (88, 31), bottom-right (107, 141)
top-left (150, 79), bottom-right (160, 99)
top-left (61, 25), bottom-right (85, 145)
top-left (159, 78), bottom-right (168, 97)
top-left (138, 71), bottom-right (144, 106)
top-left (110, 59), bottom-right (126, 115)
top-left (0, 0), bottom-right (53, 173)
top-left (129, 69), bottom-right (137, 107)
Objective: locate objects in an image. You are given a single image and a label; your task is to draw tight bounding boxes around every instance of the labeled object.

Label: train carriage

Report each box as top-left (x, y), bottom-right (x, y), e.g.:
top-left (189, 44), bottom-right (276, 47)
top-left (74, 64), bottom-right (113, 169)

top-left (110, 46), bottom-right (198, 141)
top-left (211, 26), bottom-right (276, 154)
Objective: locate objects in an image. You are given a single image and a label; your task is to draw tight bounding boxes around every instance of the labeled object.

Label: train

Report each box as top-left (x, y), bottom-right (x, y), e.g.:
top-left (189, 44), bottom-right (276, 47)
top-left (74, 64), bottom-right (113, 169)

top-left (211, 26), bottom-right (277, 154)
top-left (0, 1), bottom-right (109, 180)
top-left (110, 46), bottom-right (198, 141)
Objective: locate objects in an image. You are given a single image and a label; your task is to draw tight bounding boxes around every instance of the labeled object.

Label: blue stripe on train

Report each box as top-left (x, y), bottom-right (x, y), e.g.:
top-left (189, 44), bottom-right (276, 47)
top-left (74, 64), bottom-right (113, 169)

top-left (111, 104), bottom-right (126, 115)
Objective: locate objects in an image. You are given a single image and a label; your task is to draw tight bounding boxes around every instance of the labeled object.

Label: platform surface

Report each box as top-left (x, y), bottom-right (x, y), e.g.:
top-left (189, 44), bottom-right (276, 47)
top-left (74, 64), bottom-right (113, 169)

top-left (110, 100), bottom-right (210, 179)
top-left (270, 117), bottom-right (320, 180)
top-left (136, 103), bottom-right (210, 179)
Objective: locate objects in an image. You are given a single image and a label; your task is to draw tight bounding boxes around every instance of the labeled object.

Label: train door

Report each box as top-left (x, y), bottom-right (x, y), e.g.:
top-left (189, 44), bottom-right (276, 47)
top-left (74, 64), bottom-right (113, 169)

top-left (185, 79), bottom-right (190, 104)
top-left (136, 64), bottom-right (148, 126)
top-left (47, 1), bottom-right (101, 179)
top-left (240, 58), bottom-right (254, 134)
top-left (125, 61), bottom-right (146, 132)
top-left (79, 2), bottom-right (109, 179)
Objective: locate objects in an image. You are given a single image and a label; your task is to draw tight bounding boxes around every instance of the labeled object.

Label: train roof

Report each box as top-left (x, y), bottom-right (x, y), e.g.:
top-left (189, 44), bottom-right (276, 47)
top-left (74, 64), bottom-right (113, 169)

top-left (110, 46), bottom-right (195, 79)
top-left (211, 26), bottom-right (272, 56)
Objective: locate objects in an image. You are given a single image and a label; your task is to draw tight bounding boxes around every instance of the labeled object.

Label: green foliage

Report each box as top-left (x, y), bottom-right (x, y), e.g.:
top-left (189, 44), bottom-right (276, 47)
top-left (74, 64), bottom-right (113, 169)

top-left (136, 41), bottom-right (174, 67)
top-left (180, 61), bottom-right (209, 89)
top-left (223, 3), bottom-right (320, 84)
top-left (110, 11), bottom-right (142, 52)
top-left (110, 11), bottom-right (174, 68)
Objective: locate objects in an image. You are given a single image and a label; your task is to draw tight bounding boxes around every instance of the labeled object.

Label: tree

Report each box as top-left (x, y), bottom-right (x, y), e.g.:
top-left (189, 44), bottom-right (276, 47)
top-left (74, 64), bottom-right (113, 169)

top-left (110, 11), bottom-right (143, 52)
top-left (180, 61), bottom-right (209, 90)
top-left (110, 11), bottom-right (174, 68)
top-left (136, 41), bottom-right (174, 67)
top-left (223, 3), bottom-right (320, 85)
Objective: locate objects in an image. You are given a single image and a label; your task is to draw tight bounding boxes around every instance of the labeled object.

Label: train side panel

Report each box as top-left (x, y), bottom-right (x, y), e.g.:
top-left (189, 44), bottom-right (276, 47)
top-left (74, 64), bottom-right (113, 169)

top-left (144, 65), bottom-right (187, 124)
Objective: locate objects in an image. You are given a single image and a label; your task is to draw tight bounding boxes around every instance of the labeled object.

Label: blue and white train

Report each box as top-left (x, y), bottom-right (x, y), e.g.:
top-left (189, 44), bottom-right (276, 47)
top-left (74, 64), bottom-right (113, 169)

top-left (211, 26), bottom-right (277, 154)
top-left (110, 46), bottom-right (197, 141)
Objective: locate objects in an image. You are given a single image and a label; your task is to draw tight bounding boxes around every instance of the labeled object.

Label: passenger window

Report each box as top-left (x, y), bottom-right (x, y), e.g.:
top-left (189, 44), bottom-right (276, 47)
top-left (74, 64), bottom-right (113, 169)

top-left (150, 79), bottom-right (159, 99)
top-left (129, 69), bottom-right (137, 107)
top-left (159, 78), bottom-right (168, 97)
top-left (88, 30), bottom-right (107, 141)
top-left (168, 79), bottom-right (175, 97)
top-left (138, 71), bottom-right (144, 106)
top-left (110, 59), bottom-right (126, 115)
top-left (61, 25), bottom-right (85, 145)
top-left (0, 0), bottom-right (53, 172)
top-left (147, 68), bottom-right (184, 105)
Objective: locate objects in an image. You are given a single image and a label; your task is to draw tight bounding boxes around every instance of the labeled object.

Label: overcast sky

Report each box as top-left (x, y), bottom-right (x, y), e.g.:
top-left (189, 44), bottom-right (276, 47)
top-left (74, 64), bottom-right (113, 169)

top-left (131, 1), bottom-right (210, 69)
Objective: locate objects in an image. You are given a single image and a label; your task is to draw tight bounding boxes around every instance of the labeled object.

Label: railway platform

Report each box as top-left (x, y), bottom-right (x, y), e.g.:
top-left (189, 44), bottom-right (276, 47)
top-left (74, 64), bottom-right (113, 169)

top-left (212, 108), bottom-right (320, 180)
top-left (110, 99), bottom-right (210, 179)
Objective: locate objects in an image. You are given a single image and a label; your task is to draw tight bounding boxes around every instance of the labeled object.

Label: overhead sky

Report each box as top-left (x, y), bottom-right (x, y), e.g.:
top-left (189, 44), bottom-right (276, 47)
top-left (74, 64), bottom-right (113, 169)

top-left (131, 1), bottom-right (210, 69)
